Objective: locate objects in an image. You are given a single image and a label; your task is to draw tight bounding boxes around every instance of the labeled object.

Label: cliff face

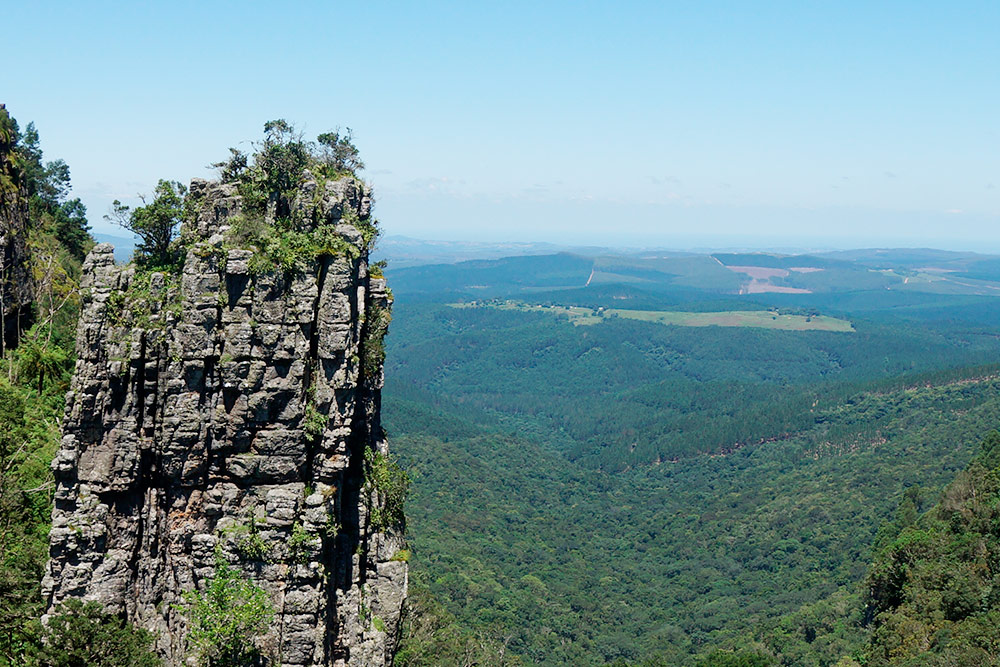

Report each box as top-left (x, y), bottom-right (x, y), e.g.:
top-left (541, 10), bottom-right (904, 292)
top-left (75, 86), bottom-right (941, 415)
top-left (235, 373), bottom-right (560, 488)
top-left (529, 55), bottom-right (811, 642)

top-left (42, 175), bottom-right (407, 665)
top-left (0, 104), bottom-right (35, 351)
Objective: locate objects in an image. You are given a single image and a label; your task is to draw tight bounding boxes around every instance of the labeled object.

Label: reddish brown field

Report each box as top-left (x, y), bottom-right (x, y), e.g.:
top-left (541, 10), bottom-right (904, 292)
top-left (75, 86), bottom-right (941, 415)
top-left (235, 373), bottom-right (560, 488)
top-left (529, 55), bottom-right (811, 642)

top-left (724, 265), bottom-right (813, 294)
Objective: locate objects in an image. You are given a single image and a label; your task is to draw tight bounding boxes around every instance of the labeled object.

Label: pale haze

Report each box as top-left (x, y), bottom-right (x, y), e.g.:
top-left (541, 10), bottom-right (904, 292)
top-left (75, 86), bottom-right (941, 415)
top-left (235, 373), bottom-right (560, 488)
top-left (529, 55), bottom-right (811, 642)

top-left (3, 1), bottom-right (998, 250)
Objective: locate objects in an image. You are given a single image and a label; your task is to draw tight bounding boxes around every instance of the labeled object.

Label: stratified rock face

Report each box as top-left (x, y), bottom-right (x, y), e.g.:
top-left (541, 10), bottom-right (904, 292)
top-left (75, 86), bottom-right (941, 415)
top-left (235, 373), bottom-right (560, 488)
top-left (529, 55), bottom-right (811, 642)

top-left (43, 175), bottom-right (407, 666)
top-left (0, 104), bottom-right (35, 351)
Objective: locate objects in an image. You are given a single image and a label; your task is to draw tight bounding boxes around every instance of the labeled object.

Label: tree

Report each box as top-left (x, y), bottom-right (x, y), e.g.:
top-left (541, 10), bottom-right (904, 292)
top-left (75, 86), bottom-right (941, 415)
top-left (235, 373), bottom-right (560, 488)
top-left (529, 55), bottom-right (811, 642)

top-left (317, 128), bottom-right (364, 175)
top-left (182, 555), bottom-right (274, 666)
top-left (255, 119), bottom-right (311, 199)
top-left (0, 108), bottom-right (93, 666)
top-left (37, 599), bottom-right (162, 667)
top-left (15, 335), bottom-right (70, 395)
top-left (106, 179), bottom-right (186, 268)
top-left (52, 198), bottom-right (92, 261)
top-left (694, 650), bottom-right (775, 667)
top-left (212, 148), bottom-right (247, 183)
top-left (11, 119), bottom-right (92, 261)
top-left (15, 122), bottom-right (48, 201)
top-left (0, 383), bottom-right (39, 665)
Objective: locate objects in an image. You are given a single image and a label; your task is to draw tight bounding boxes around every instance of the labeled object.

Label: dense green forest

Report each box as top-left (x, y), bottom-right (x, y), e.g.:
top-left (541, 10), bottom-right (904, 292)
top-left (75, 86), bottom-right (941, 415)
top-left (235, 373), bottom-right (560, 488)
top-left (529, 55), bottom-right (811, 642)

top-left (386, 301), bottom-right (1000, 470)
top-left (389, 373), bottom-right (1000, 665)
top-left (383, 251), bottom-right (1000, 665)
top-left (860, 431), bottom-right (1000, 665)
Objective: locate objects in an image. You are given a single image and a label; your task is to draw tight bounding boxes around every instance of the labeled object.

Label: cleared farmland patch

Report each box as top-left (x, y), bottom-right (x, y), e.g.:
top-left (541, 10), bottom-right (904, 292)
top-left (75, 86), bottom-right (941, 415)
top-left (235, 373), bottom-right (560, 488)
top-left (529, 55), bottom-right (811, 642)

top-left (449, 301), bottom-right (855, 331)
top-left (608, 309), bottom-right (854, 331)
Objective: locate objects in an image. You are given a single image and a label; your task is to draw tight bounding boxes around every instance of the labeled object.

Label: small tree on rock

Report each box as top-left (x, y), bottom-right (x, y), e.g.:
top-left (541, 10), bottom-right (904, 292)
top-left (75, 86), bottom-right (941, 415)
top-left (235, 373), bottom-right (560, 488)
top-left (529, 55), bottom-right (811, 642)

top-left (105, 179), bottom-right (186, 268)
top-left (182, 554), bottom-right (274, 666)
top-left (316, 128), bottom-right (364, 176)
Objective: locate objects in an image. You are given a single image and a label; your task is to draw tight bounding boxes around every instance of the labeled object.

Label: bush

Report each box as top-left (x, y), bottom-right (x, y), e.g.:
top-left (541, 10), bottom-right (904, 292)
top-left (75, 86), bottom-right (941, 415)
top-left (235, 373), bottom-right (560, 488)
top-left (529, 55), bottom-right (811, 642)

top-left (303, 402), bottom-right (327, 438)
top-left (364, 448), bottom-right (409, 531)
top-left (37, 599), bottom-right (162, 667)
top-left (227, 214), bottom-right (358, 276)
top-left (181, 555), bottom-right (274, 667)
top-left (287, 522), bottom-right (318, 564)
top-left (361, 304), bottom-right (391, 383)
top-left (223, 516), bottom-right (270, 563)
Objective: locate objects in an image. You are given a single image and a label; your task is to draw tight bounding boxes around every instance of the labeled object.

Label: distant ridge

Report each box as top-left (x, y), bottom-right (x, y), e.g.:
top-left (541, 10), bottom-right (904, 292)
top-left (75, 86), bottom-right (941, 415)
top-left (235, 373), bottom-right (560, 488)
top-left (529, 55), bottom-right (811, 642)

top-left (385, 244), bottom-right (1000, 301)
top-left (373, 235), bottom-right (612, 268)
top-left (375, 235), bottom-right (1000, 271)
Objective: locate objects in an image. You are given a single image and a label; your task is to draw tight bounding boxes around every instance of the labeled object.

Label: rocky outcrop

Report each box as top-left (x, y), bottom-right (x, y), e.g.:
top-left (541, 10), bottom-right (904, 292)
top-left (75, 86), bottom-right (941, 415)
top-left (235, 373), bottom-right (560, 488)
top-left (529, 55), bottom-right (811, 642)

top-left (42, 174), bottom-right (406, 665)
top-left (0, 104), bottom-right (35, 351)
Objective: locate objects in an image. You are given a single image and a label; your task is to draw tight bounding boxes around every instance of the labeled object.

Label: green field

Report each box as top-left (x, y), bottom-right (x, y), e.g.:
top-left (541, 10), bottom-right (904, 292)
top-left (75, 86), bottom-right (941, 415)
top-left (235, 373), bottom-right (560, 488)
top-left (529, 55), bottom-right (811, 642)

top-left (449, 301), bottom-right (604, 324)
top-left (610, 308), bottom-right (855, 331)
top-left (450, 301), bottom-right (855, 331)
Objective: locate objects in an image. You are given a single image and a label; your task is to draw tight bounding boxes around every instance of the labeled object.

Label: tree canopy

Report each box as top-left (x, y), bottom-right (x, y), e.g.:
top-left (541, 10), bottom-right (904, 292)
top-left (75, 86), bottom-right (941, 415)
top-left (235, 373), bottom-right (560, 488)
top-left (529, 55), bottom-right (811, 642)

top-left (106, 179), bottom-right (186, 268)
top-left (12, 119), bottom-right (92, 262)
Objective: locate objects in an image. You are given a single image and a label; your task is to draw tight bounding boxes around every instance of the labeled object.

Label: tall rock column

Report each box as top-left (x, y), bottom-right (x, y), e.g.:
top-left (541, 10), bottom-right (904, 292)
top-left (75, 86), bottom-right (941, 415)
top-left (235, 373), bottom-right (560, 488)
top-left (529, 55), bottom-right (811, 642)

top-left (42, 175), bottom-right (407, 666)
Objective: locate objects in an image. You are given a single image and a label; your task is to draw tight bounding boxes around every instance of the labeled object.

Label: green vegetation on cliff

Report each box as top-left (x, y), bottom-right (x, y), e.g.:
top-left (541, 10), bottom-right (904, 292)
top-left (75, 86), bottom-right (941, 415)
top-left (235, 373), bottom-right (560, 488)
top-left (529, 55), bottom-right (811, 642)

top-left (105, 119), bottom-right (375, 278)
top-left (106, 179), bottom-right (186, 269)
top-left (214, 119), bottom-right (379, 269)
top-left (0, 106), bottom-right (98, 664)
top-left (182, 555), bottom-right (274, 667)
top-left (0, 114), bottom-right (387, 666)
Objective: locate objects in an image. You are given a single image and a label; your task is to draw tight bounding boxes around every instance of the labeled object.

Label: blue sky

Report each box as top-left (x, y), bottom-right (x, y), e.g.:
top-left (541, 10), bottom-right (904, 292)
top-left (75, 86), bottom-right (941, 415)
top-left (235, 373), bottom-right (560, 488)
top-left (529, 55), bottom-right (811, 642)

top-left (3, 1), bottom-right (998, 250)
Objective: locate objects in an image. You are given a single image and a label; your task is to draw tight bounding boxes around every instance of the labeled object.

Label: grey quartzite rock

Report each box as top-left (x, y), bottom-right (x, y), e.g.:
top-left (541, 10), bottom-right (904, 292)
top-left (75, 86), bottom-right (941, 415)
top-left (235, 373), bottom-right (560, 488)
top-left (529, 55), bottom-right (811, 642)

top-left (42, 174), bottom-right (407, 666)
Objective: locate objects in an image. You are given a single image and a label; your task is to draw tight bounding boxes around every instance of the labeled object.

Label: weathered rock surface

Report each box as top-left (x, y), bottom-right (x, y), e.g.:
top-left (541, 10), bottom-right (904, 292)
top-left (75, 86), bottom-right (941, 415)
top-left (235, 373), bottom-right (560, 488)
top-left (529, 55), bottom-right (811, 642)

top-left (43, 174), bottom-right (406, 666)
top-left (0, 104), bottom-right (35, 351)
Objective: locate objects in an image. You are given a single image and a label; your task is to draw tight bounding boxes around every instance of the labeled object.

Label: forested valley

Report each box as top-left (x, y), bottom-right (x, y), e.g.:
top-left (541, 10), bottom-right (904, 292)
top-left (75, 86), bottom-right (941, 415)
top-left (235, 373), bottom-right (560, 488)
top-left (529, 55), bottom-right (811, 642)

top-left (5, 101), bottom-right (1000, 666)
top-left (383, 249), bottom-right (1000, 665)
